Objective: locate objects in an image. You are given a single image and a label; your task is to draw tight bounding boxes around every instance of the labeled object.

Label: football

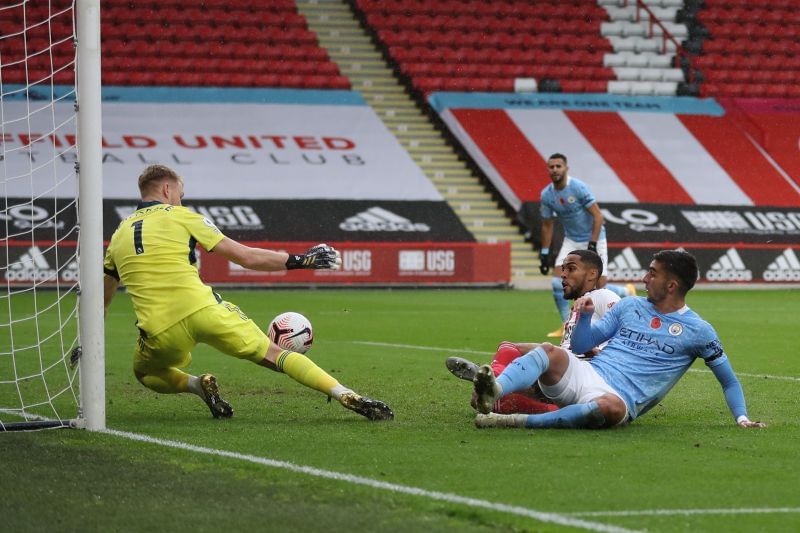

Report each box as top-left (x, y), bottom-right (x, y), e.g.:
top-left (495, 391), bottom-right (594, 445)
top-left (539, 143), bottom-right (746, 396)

top-left (268, 311), bottom-right (313, 354)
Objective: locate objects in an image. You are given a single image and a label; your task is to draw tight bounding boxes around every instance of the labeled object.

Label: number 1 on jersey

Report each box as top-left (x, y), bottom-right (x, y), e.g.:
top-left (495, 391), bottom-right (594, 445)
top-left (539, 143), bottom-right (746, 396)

top-left (131, 220), bottom-right (144, 255)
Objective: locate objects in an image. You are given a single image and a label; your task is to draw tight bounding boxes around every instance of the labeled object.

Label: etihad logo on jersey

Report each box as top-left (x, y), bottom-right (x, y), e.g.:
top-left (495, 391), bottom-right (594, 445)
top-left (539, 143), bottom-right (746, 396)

top-left (618, 327), bottom-right (676, 354)
top-left (4, 246), bottom-right (78, 282)
top-left (705, 248), bottom-right (752, 281)
top-left (340, 207), bottom-right (430, 232)
top-left (762, 248), bottom-right (800, 282)
top-left (606, 247), bottom-right (647, 281)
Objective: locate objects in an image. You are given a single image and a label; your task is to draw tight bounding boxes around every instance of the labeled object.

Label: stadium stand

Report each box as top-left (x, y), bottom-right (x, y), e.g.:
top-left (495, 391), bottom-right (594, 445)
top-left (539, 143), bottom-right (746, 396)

top-left (0, 0), bottom-right (348, 89)
top-left (682, 0), bottom-right (800, 98)
top-left (354, 0), bottom-right (615, 96)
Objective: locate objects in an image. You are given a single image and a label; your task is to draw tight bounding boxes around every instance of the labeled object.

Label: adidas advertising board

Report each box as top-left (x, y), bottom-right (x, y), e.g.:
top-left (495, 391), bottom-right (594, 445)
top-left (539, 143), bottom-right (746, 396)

top-left (104, 200), bottom-right (474, 242)
top-left (3, 245), bottom-right (79, 283)
top-left (604, 246), bottom-right (800, 284)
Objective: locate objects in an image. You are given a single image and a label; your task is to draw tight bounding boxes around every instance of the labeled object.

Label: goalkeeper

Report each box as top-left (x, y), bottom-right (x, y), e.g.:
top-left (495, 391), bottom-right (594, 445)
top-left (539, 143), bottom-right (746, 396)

top-left (103, 165), bottom-right (393, 421)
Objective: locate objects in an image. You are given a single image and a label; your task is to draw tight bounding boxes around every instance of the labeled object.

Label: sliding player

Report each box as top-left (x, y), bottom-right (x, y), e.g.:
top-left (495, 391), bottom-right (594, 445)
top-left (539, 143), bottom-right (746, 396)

top-left (446, 249), bottom-right (619, 414)
top-left (474, 250), bottom-right (765, 430)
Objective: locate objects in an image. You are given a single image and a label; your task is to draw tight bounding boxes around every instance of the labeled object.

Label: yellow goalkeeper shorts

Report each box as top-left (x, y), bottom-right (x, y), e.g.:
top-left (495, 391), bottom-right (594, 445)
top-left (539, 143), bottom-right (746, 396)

top-left (133, 301), bottom-right (270, 374)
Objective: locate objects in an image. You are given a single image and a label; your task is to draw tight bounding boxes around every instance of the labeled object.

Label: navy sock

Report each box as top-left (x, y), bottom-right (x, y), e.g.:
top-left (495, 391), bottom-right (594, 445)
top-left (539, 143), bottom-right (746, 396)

top-left (496, 347), bottom-right (549, 396)
top-left (524, 401), bottom-right (605, 429)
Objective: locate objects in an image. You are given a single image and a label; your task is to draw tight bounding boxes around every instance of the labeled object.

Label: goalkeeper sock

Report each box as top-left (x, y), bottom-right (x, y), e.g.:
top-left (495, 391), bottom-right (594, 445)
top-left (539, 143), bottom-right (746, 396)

top-left (496, 347), bottom-right (549, 397)
top-left (551, 276), bottom-right (570, 322)
top-left (523, 401), bottom-right (605, 429)
top-left (276, 350), bottom-right (340, 397)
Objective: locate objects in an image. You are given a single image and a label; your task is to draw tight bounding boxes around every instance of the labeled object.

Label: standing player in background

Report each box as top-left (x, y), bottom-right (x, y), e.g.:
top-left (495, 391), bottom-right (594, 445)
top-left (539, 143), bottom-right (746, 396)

top-left (103, 165), bottom-right (394, 421)
top-left (446, 250), bottom-right (619, 414)
top-left (539, 153), bottom-right (634, 338)
top-left (473, 250), bottom-right (766, 430)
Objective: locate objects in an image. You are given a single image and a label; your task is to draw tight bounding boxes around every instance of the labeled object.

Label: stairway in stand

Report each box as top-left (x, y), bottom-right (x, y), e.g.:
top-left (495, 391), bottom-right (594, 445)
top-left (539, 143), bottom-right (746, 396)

top-left (295, 0), bottom-right (543, 288)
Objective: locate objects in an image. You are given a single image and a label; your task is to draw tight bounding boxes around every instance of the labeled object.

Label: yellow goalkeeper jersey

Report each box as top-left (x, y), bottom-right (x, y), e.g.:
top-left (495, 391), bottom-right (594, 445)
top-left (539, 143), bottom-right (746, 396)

top-left (104, 201), bottom-right (225, 337)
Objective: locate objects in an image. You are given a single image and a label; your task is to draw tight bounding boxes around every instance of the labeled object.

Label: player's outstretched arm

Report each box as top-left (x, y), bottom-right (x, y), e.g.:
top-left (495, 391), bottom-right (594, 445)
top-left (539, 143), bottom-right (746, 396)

top-left (709, 358), bottom-right (766, 428)
top-left (212, 238), bottom-right (341, 272)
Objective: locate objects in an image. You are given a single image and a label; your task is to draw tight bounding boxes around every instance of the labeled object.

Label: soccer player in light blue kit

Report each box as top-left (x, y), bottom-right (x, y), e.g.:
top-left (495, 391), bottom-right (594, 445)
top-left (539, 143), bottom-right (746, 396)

top-left (539, 153), bottom-right (633, 338)
top-left (473, 250), bottom-right (766, 430)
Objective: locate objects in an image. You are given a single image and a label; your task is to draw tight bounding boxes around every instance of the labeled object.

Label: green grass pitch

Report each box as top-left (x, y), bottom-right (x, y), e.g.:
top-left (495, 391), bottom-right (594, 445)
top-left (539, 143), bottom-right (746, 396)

top-left (2, 288), bottom-right (799, 532)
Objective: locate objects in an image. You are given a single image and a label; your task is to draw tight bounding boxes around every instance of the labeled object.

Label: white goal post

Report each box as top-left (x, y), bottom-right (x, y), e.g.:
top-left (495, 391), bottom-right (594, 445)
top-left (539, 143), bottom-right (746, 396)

top-left (0, 0), bottom-right (104, 431)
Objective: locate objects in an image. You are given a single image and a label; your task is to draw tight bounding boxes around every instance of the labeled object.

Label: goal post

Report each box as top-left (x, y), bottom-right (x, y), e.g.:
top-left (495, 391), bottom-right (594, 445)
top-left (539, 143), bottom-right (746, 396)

top-left (0, 0), bottom-right (104, 431)
top-left (75, 0), bottom-right (104, 431)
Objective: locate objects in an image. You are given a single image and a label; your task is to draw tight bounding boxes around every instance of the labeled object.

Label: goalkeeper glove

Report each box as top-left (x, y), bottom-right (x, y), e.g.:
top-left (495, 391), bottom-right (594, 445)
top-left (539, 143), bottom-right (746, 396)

top-left (587, 241), bottom-right (597, 253)
top-left (539, 248), bottom-right (550, 276)
top-left (286, 243), bottom-right (342, 270)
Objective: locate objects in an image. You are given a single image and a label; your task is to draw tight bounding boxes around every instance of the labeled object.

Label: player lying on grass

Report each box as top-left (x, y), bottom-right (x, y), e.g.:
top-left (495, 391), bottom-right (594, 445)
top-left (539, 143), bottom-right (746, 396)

top-left (446, 249), bottom-right (619, 414)
top-left (103, 164), bottom-right (393, 421)
top-left (472, 249), bottom-right (765, 430)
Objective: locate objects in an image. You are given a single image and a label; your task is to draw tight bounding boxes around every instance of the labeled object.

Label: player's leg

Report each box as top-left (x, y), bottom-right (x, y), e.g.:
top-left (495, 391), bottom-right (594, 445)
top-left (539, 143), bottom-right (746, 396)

top-left (476, 350), bottom-right (628, 429)
top-left (201, 301), bottom-right (393, 421)
top-left (476, 393), bottom-right (626, 429)
top-left (133, 320), bottom-right (233, 419)
top-left (267, 343), bottom-right (393, 421)
top-left (490, 342), bottom-right (556, 414)
top-left (444, 340), bottom-right (527, 382)
top-left (473, 343), bottom-right (569, 414)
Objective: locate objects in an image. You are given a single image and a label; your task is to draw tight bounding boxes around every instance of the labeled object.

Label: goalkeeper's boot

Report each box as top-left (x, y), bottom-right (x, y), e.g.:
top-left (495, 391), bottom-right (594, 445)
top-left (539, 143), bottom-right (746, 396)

top-left (446, 356), bottom-right (479, 381)
top-left (546, 324), bottom-right (564, 338)
top-left (473, 364), bottom-right (502, 414)
top-left (339, 392), bottom-right (394, 421)
top-left (475, 412), bottom-right (527, 429)
top-left (624, 283), bottom-right (637, 297)
top-left (199, 374), bottom-right (233, 419)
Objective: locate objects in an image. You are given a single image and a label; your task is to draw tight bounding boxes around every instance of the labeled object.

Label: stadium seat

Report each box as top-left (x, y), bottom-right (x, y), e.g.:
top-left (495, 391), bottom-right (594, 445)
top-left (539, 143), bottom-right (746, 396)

top-left (97, 2), bottom-right (342, 90)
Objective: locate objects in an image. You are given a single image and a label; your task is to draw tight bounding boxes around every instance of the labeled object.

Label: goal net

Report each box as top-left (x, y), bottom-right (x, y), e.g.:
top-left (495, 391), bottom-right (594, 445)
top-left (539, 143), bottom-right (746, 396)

top-left (0, 0), bottom-right (103, 431)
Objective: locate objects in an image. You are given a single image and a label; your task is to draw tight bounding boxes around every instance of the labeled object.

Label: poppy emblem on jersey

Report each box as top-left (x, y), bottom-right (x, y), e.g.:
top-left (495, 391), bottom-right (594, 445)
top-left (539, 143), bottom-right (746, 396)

top-left (650, 317), bottom-right (662, 329)
top-left (559, 197), bottom-right (565, 205)
top-left (668, 323), bottom-right (683, 336)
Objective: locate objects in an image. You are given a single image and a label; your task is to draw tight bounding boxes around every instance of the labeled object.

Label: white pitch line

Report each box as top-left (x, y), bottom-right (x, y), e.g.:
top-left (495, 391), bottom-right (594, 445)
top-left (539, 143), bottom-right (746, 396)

top-left (570, 507), bottom-right (800, 517)
top-left (352, 340), bottom-right (491, 356)
top-left (352, 341), bottom-right (800, 382)
top-left (99, 429), bottom-right (635, 533)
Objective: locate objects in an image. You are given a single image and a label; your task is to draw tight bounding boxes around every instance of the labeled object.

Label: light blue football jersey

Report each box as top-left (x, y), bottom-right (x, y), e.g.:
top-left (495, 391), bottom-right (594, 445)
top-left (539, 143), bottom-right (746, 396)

top-left (540, 176), bottom-right (606, 242)
top-left (582, 296), bottom-right (728, 420)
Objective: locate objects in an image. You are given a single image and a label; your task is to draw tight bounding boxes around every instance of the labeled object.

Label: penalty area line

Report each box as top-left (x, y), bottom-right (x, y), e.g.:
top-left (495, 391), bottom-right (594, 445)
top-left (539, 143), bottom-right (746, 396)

top-left (103, 428), bottom-right (638, 533)
top-left (569, 507), bottom-right (800, 517)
